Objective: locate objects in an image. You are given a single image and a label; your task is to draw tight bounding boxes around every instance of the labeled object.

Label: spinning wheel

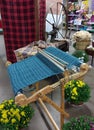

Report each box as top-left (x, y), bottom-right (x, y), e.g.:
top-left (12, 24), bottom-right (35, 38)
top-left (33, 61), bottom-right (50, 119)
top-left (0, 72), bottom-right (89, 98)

top-left (46, 2), bottom-right (70, 42)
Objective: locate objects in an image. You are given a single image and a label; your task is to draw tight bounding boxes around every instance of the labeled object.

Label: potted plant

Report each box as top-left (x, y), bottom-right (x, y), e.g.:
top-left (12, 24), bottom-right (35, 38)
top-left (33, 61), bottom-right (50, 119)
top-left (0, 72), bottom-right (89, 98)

top-left (72, 50), bottom-right (89, 63)
top-left (62, 115), bottom-right (94, 130)
top-left (0, 99), bottom-right (34, 130)
top-left (64, 79), bottom-right (91, 105)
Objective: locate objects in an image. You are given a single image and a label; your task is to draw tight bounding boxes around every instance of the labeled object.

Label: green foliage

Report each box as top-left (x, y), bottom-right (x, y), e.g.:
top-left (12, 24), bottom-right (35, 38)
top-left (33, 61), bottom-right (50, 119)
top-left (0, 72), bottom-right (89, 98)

top-left (0, 99), bottom-right (34, 130)
top-left (72, 50), bottom-right (89, 63)
top-left (62, 116), bottom-right (94, 130)
top-left (64, 79), bottom-right (91, 105)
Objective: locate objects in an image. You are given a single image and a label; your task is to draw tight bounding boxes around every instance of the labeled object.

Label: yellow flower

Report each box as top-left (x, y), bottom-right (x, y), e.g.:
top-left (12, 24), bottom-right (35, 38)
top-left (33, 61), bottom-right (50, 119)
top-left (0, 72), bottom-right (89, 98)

top-left (23, 121), bottom-right (26, 124)
top-left (1, 118), bottom-right (5, 123)
top-left (71, 96), bottom-right (76, 100)
top-left (0, 99), bottom-right (34, 129)
top-left (0, 104), bottom-right (4, 109)
top-left (2, 110), bottom-right (8, 114)
top-left (4, 119), bottom-right (9, 123)
top-left (1, 118), bottom-right (9, 123)
top-left (2, 113), bottom-right (7, 119)
top-left (1, 110), bottom-right (8, 119)
top-left (3, 100), bottom-right (7, 103)
top-left (11, 118), bottom-right (16, 123)
top-left (64, 81), bottom-right (71, 88)
top-left (16, 113), bottom-right (21, 121)
top-left (8, 111), bottom-right (11, 115)
top-left (21, 111), bottom-right (25, 116)
top-left (77, 80), bottom-right (85, 87)
top-left (72, 87), bottom-right (78, 96)
top-left (65, 79), bottom-right (90, 105)
top-left (10, 108), bottom-right (14, 112)
top-left (12, 109), bottom-right (20, 116)
top-left (15, 108), bottom-right (20, 113)
top-left (8, 99), bottom-right (14, 104)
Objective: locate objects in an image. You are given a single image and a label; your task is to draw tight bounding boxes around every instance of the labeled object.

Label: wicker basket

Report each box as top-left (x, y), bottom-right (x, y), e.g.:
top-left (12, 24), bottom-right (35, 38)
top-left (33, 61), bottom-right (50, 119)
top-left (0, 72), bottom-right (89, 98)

top-left (73, 30), bottom-right (92, 50)
top-left (75, 40), bottom-right (91, 50)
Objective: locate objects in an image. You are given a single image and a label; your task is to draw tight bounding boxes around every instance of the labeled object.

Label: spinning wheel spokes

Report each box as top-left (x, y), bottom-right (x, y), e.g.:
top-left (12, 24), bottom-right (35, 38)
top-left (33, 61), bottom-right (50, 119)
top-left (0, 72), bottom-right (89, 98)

top-left (46, 2), bottom-right (69, 42)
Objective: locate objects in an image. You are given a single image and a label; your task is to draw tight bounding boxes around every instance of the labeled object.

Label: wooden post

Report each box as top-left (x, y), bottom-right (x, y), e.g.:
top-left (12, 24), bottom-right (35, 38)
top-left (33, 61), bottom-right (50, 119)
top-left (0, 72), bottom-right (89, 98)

top-left (60, 81), bottom-right (65, 130)
top-left (40, 93), bottom-right (69, 118)
top-left (60, 69), bottom-right (69, 130)
top-left (35, 82), bottom-right (40, 91)
top-left (38, 98), bottom-right (60, 130)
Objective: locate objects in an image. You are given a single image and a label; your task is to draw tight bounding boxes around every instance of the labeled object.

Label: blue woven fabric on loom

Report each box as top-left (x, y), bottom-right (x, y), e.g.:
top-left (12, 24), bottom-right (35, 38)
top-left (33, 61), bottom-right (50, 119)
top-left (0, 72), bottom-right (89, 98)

top-left (44, 47), bottom-right (82, 69)
top-left (7, 47), bottom-right (82, 94)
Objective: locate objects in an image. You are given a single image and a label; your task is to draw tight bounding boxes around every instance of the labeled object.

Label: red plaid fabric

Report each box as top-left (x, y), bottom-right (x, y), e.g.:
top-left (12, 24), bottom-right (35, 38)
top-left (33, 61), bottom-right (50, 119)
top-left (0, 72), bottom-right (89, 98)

top-left (39, 0), bottom-right (46, 40)
top-left (0, 20), bottom-right (2, 28)
top-left (0, 0), bottom-right (46, 63)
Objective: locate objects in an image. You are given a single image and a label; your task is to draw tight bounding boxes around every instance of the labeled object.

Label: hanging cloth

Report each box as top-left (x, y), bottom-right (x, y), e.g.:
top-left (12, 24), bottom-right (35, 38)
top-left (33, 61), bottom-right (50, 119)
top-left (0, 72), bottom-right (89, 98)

top-left (0, 0), bottom-right (46, 63)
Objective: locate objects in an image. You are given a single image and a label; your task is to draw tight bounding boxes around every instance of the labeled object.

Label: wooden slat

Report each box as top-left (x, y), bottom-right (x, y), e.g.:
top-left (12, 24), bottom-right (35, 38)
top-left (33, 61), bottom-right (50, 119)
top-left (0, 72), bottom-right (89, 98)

top-left (38, 98), bottom-right (60, 130)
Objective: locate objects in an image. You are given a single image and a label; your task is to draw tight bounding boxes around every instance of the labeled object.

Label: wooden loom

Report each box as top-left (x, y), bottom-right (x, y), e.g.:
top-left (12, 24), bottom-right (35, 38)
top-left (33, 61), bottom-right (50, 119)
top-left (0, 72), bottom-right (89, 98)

top-left (7, 48), bottom-right (89, 130)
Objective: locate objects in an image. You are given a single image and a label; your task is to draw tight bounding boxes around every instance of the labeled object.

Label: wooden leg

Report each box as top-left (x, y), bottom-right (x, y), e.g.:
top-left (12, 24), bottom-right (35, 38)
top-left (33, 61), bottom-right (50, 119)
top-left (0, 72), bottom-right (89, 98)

top-left (31, 82), bottom-right (39, 95)
top-left (38, 98), bottom-right (60, 130)
top-left (35, 82), bottom-right (39, 91)
top-left (60, 82), bottom-right (65, 130)
top-left (60, 70), bottom-right (69, 130)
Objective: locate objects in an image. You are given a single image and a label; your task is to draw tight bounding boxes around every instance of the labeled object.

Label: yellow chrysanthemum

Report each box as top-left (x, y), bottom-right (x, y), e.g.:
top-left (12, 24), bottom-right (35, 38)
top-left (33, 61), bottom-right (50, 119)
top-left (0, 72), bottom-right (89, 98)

top-left (10, 108), bottom-right (14, 112)
top-left (12, 109), bottom-right (20, 116)
top-left (65, 79), bottom-right (90, 105)
top-left (71, 87), bottom-right (78, 96)
top-left (0, 104), bottom-right (4, 109)
top-left (3, 119), bottom-right (9, 123)
top-left (11, 118), bottom-right (16, 124)
top-left (1, 118), bottom-right (5, 123)
top-left (77, 80), bottom-right (85, 87)
top-left (8, 99), bottom-right (14, 104)
top-left (0, 99), bottom-right (34, 129)
top-left (64, 81), bottom-right (72, 88)
top-left (2, 113), bottom-right (7, 119)
top-left (1, 118), bottom-right (9, 123)
top-left (2, 110), bottom-right (8, 114)
top-left (15, 108), bottom-right (20, 113)
top-left (16, 113), bottom-right (21, 121)
top-left (8, 111), bottom-right (11, 115)
top-left (21, 111), bottom-right (25, 116)
top-left (71, 96), bottom-right (76, 100)
top-left (23, 121), bottom-right (26, 124)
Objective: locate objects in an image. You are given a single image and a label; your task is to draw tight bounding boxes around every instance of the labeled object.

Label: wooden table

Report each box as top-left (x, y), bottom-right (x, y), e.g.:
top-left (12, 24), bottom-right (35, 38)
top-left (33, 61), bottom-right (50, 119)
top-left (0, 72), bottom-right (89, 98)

top-left (85, 47), bottom-right (94, 66)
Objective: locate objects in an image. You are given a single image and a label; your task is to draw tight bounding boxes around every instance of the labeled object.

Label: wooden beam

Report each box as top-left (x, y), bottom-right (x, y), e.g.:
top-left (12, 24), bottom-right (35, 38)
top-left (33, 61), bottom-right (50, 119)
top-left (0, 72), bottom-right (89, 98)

top-left (39, 93), bottom-right (69, 118)
top-left (60, 70), bottom-right (69, 130)
top-left (38, 98), bottom-right (60, 130)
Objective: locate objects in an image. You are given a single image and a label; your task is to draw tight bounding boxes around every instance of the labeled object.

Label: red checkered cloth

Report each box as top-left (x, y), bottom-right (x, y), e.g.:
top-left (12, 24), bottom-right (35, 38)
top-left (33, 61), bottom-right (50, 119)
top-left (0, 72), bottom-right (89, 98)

top-left (0, 0), bottom-right (46, 63)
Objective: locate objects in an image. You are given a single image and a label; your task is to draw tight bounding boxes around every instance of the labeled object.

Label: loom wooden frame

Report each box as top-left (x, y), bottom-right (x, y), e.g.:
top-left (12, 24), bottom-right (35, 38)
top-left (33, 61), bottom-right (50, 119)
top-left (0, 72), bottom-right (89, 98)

top-left (7, 62), bottom-right (89, 130)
